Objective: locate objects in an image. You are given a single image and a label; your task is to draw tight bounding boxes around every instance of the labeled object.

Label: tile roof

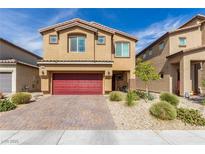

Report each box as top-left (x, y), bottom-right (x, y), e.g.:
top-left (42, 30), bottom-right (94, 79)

top-left (39, 18), bottom-right (137, 41)
top-left (0, 59), bottom-right (39, 68)
top-left (37, 60), bottom-right (114, 65)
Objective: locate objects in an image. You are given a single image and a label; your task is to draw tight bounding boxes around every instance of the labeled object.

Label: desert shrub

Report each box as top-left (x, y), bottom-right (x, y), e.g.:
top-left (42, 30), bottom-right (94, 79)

top-left (160, 92), bottom-right (179, 106)
top-left (109, 91), bottom-right (123, 101)
top-left (201, 99), bottom-right (205, 106)
top-left (146, 93), bottom-right (155, 101)
top-left (126, 91), bottom-right (139, 106)
top-left (0, 99), bottom-right (16, 112)
top-left (11, 92), bottom-right (32, 104)
top-left (150, 101), bottom-right (177, 120)
top-left (177, 108), bottom-right (205, 126)
top-left (135, 90), bottom-right (154, 101)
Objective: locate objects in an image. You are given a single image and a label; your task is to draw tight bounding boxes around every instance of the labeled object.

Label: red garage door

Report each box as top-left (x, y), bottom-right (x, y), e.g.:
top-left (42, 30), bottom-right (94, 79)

top-left (53, 73), bottom-right (103, 95)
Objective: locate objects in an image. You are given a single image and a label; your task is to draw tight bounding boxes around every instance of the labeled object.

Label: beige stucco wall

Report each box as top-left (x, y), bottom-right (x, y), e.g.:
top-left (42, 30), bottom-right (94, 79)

top-left (136, 38), bottom-right (171, 93)
top-left (201, 23), bottom-right (205, 45)
top-left (169, 27), bottom-right (202, 55)
top-left (40, 23), bottom-right (136, 94)
top-left (42, 26), bottom-right (136, 74)
top-left (179, 49), bottom-right (205, 95)
top-left (16, 64), bottom-right (40, 92)
top-left (0, 40), bottom-right (40, 65)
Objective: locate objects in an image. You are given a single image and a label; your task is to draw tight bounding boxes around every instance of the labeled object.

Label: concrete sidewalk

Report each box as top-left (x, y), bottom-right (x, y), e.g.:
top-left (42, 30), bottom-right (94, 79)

top-left (0, 130), bottom-right (205, 145)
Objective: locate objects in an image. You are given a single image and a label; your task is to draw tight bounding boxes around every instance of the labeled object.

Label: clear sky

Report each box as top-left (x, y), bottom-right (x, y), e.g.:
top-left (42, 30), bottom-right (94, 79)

top-left (1, 8), bottom-right (205, 56)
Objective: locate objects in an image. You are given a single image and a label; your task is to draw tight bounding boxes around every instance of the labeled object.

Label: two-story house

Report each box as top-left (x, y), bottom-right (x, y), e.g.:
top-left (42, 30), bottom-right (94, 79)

top-left (38, 18), bottom-right (137, 95)
top-left (136, 14), bottom-right (205, 96)
top-left (0, 38), bottom-right (41, 93)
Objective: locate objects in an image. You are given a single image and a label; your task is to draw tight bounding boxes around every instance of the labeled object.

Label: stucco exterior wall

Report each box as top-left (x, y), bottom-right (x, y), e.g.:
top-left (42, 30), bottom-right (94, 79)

top-left (112, 34), bottom-right (136, 79)
top-left (0, 40), bottom-right (40, 65)
top-left (179, 49), bottom-right (205, 95)
top-left (40, 22), bottom-right (136, 94)
top-left (201, 23), bottom-right (205, 45)
top-left (16, 64), bottom-right (40, 92)
top-left (136, 38), bottom-right (171, 93)
top-left (169, 27), bottom-right (202, 55)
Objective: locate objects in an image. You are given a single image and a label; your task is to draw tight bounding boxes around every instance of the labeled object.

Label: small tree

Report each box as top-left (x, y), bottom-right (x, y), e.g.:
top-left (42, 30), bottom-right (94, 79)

top-left (135, 58), bottom-right (160, 93)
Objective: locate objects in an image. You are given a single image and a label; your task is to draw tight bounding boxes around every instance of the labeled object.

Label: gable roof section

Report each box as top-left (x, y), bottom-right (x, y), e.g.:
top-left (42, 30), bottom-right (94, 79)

top-left (39, 18), bottom-right (137, 41)
top-left (55, 22), bottom-right (98, 33)
top-left (0, 38), bottom-right (42, 59)
top-left (178, 14), bottom-right (205, 29)
top-left (136, 32), bottom-right (169, 57)
top-left (136, 14), bottom-right (205, 57)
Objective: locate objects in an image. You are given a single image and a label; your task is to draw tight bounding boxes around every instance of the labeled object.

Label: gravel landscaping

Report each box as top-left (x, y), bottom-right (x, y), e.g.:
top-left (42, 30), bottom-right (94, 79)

top-left (106, 94), bottom-right (205, 130)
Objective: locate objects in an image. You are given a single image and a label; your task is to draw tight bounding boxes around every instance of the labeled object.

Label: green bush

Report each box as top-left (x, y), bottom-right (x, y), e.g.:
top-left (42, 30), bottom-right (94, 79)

top-left (146, 93), bottom-right (155, 101)
top-left (109, 91), bottom-right (123, 101)
top-left (160, 92), bottom-right (179, 106)
top-left (150, 101), bottom-right (177, 120)
top-left (135, 90), bottom-right (146, 99)
top-left (202, 79), bottom-right (205, 88)
top-left (135, 90), bottom-right (154, 101)
top-left (126, 91), bottom-right (139, 106)
top-left (177, 108), bottom-right (205, 126)
top-left (11, 92), bottom-right (32, 104)
top-left (0, 99), bottom-right (16, 112)
top-left (201, 99), bottom-right (205, 106)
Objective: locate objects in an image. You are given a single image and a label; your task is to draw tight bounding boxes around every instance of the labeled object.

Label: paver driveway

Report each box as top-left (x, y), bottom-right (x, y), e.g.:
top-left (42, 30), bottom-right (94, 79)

top-left (0, 95), bottom-right (116, 129)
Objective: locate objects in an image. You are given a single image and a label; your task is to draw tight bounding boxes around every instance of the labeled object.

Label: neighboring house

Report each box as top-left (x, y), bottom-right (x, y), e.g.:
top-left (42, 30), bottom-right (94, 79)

top-left (0, 38), bottom-right (41, 93)
top-left (38, 18), bottom-right (137, 95)
top-left (136, 14), bottom-right (205, 96)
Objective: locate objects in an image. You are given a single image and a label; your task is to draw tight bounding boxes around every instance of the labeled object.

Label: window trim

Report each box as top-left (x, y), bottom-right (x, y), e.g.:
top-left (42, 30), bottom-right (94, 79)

top-left (179, 37), bottom-right (187, 47)
top-left (97, 36), bottom-right (106, 45)
top-left (148, 48), bottom-right (153, 56)
top-left (49, 35), bottom-right (58, 44)
top-left (159, 42), bottom-right (165, 50)
top-left (115, 41), bottom-right (130, 58)
top-left (143, 53), bottom-right (147, 59)
top-left (68, 35), bottom-right (86, 53)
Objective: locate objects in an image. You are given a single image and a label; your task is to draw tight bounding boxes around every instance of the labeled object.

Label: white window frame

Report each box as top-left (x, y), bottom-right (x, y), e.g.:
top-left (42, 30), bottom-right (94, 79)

top-left (115, 42), bottom-right (130, 57)
top-left (143, 53), bottom-right (147, 59)
top-left (149, 49), bottom-right (153, 56)
top-left (179, 37), bottom-right (187, 46)
top-left (69, 35), bottom-right (86, 53)
top-left (97, 36), bottom-right (106, 45)
top-left (49, 35), bottom-right (58, 44)
top-left (159, 42), bottom-right (165, 50)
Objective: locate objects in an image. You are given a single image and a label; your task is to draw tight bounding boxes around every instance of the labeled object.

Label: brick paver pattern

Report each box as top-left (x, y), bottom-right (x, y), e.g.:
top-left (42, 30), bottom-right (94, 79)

top-left (0, 95), bottom-right (116, 130)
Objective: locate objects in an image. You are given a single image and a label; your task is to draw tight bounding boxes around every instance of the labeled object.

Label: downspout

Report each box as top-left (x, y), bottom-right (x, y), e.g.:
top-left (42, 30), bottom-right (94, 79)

top-left (94, 32), bottom-right (96, 61)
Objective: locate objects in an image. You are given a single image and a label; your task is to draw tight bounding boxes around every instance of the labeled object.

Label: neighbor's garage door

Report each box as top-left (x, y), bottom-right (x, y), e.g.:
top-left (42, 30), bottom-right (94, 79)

top-left (53, 73), bottom-right (103, 95)
top-left (0, 72), bottom-right (12, 93)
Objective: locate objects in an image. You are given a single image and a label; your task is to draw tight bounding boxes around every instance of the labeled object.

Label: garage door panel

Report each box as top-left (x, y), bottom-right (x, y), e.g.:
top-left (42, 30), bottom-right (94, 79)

top-left (0, 72), bottom-right (12, 93)
top-left (53, 73), bottom-right (103, 95)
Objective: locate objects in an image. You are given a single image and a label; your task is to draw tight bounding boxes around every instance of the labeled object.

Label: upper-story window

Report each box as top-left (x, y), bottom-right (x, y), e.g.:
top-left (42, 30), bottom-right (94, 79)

top-left (179, 37), bottom-right (187, 46)
top-left (149, 48), bottom-right (153, 56)
top-left (143, 53), bottom-right (147, 59)
top-left (49, 35), bottom-right (58, 44)
top-left (115, 42), bottom-right (130, 57)
top-left (69, 36), bottom-right (85, 52)
top-left (159, 42), bottom-right (165, 50)
top-left (97, 36), bottom-right (105, 45)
